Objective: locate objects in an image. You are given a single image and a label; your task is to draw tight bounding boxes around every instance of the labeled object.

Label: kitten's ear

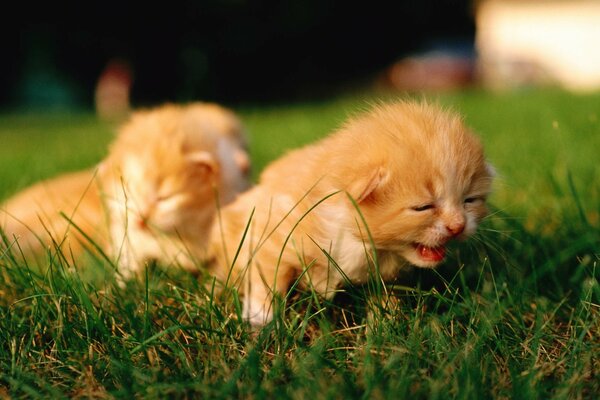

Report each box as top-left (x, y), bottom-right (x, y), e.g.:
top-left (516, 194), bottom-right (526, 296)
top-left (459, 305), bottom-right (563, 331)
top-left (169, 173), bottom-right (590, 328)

top-left (186, 151), bottom-right (217, 176)
top-left (348, 166), bottom-right (386, 203)
top-left (485, 162), bottom-right (496, 177)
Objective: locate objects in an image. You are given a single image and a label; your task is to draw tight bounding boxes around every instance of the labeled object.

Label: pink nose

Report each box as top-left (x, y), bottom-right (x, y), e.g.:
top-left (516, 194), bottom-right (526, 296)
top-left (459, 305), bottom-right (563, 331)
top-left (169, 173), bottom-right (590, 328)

top-left (138, 215), bottom-right (149, 229)
top-left (446, 223), bottom-right (465, 237)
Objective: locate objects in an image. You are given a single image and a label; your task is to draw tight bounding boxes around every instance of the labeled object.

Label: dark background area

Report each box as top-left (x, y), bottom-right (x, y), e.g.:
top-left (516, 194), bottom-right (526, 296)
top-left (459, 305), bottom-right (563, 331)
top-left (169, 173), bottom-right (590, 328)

top-left (1, 0), bottom-right (475, 109)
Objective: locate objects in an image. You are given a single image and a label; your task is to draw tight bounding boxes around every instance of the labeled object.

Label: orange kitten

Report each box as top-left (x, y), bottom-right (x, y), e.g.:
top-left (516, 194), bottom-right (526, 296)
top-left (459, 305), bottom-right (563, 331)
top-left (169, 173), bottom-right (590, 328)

top-left (1, 102), bottom-right (250, 280)
top-left (209, 101), bottom-right (494, 325)
top-left (101, 102), bottom-right (250, 279)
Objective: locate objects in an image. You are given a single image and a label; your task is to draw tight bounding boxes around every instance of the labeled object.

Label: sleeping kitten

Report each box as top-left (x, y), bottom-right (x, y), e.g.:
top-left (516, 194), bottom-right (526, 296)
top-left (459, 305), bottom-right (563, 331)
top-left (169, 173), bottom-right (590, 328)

top-left (101, 102), bottom-right (250, 279)
top-left (209, 101), bottom-right (494, 326)
top-left (1, 102), bottom-right (250, 280)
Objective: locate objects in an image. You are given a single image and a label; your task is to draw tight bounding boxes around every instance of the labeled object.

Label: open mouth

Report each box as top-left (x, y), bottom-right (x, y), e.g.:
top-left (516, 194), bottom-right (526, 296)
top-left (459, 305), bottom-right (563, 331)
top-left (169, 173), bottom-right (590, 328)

top-left (413, 243), bottom-right (446, 263)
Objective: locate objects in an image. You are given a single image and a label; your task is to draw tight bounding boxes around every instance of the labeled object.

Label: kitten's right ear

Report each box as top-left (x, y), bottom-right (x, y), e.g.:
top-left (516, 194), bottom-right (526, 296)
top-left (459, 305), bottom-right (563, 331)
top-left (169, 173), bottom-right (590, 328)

top-left (347, 166), bottom-right (386, 203)
top-left (186, 151), bottom-right (217, 176)
top-left (485, 162), bottom-right (496, 177)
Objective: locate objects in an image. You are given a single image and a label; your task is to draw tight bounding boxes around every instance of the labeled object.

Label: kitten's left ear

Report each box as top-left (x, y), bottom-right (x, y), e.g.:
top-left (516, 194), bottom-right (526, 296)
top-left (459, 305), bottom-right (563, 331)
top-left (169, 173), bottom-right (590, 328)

top-left (186, 151), bottom-right (217, 176)
top-left (347, 166), bottom-right (387, 203)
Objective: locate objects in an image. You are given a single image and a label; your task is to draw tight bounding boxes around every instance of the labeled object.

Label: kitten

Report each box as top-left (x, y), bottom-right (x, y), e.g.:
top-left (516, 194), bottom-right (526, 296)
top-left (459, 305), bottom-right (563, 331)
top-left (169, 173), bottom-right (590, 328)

top-left (101, 102), bottom-right (250, 279)
top-left (1, 102), bottom-right (251, 280)
top-left (209, 101), bottom-right (494, 326)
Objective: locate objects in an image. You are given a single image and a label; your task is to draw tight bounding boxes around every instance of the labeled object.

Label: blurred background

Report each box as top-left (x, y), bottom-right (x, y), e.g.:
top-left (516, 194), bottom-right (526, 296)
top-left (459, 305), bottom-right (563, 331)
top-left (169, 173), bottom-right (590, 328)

top-left (4, 0), bottom-right (600, 117)
top-left (1, 0), bottom-right (478, 113)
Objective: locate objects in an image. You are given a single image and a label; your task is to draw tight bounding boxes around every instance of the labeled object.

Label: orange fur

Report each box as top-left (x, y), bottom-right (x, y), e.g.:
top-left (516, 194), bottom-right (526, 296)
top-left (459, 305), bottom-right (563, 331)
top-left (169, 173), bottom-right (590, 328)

top-left (0, 169), bottom-right (108, 257)
top-left (209, 101), bottom-right (495, 325)
top-left (1, 102), bottom-right (250, 279)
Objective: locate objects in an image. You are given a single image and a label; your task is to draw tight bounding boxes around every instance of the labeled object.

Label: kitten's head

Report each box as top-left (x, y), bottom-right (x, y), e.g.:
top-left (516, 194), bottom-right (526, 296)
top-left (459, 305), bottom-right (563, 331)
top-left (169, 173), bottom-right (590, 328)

top-left (104, 103), bottom-right (250, 235)
top-left (334, 101), bottom-right (494, 268)
top-left (182, 102), bottom-right (251, 193)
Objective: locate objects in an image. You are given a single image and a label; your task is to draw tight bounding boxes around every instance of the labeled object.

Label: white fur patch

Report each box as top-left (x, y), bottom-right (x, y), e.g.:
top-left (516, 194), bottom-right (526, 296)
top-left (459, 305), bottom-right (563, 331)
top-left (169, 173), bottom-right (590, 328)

top-left (217, 137), bottom-right (247, 195)
top-left (314, 203), bottom-right (371, 292)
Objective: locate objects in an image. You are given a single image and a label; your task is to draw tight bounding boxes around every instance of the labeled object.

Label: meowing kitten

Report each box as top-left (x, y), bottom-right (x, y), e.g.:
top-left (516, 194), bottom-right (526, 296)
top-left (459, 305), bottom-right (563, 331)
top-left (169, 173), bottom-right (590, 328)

top-left (209, 101), bottom-right (494, 326)
top-left (1, 102), bottom-right (251, 280)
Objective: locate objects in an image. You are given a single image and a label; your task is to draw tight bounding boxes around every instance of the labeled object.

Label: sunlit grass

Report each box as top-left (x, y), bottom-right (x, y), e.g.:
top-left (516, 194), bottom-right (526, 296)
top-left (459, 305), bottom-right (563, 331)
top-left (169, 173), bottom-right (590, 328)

top-left (0, 89), bottom-right (598, 398)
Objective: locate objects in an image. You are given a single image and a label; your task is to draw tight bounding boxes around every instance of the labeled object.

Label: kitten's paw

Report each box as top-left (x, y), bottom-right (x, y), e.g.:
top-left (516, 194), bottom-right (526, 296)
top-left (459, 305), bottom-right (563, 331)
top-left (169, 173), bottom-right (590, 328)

top-left (243, 297), bottom-right (273, 327)
top-left (114, 257), bottom-right (144, 288)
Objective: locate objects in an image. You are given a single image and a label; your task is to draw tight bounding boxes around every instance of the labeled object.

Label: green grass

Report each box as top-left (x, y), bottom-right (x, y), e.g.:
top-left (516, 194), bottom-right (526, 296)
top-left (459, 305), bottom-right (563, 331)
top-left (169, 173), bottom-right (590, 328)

top-left (0, 89), bottom-right (598, 398)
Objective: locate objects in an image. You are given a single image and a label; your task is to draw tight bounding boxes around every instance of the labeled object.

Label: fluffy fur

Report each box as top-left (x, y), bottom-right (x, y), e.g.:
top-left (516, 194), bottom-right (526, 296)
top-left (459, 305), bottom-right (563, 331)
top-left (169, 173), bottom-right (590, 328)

top-left (1, 102), bottom-right (250, 279)
top-left (209, 101), bottom-right (495, 325)
top-left (0, 169), bottom-right (108, 257)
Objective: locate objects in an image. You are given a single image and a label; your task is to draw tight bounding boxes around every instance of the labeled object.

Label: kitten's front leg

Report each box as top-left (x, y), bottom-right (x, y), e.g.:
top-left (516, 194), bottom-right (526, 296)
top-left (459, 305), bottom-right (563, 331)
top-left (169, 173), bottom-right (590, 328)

top-left (109, 216), bottom-right (145, 285)
top-left (242, 263), bottom-right (295, 327)
top-left (243, 293), bottom-right (273, 326)
top-left (112, 238), bottom-right (142, 285)
top-left (116, 242), bottom-right (146, 283)
top-left (243, 275), bottom-right (275, 326)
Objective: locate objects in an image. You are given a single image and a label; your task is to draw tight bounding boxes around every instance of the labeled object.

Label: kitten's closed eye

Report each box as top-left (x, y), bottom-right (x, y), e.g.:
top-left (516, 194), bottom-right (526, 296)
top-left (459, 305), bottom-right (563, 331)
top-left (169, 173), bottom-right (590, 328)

top-left (464, 196), bottom-right (484, 205)
top-left (412, 204), bottom-right (435, 212)
top-left (411, 196), bottom-right (486, 211)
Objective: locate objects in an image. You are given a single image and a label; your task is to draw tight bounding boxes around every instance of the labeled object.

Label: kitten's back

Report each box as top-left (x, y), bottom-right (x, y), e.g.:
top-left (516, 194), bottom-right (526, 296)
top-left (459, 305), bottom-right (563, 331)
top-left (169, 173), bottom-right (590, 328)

top-left (1, 169), bottom-right (108, 256)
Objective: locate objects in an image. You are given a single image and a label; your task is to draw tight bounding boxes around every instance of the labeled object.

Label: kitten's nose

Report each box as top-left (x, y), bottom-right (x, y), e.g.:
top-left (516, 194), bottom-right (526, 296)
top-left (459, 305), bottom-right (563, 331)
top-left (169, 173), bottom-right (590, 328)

top-left (138, 214), bottom-right (149, 229)
top-left (446, 222), bottom-right (465, 237)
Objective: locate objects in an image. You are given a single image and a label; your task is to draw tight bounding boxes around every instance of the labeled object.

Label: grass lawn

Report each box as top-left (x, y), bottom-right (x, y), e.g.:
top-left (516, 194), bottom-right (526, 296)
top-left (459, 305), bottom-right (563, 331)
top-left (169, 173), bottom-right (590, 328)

top-left (0, 89), bottom-right (598, 398)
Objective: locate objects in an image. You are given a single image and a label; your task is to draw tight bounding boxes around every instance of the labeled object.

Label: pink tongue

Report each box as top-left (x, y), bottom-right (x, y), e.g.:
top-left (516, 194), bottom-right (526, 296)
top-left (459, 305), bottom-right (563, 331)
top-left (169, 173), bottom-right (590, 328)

top-left (417, 244), bottom-right (446, 262)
